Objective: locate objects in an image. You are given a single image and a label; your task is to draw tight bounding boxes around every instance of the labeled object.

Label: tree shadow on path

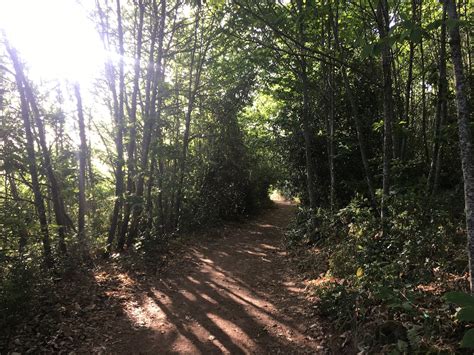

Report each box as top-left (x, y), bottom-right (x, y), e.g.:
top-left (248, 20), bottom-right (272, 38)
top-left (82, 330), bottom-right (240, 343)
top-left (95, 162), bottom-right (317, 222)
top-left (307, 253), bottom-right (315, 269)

top-left (108, 200), bottom-right (327, 354)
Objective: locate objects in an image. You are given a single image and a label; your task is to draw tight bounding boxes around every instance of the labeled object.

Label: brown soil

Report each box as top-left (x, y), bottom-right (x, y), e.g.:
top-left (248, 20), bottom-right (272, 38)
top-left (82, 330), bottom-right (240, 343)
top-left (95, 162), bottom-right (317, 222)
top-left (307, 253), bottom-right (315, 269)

top-left (7, 200), bottom-right (329, 354)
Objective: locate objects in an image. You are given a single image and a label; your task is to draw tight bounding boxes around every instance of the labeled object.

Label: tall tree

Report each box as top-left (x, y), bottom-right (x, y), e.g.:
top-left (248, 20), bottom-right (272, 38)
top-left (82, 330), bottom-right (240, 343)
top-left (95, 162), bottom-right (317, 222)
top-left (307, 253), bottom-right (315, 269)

top-left (74, 83), bottom-right (88, 243)
top-left (6, 43), bottom-right (53, 266)
top-left (442, 0), bottom-right (474, 292)
top-left (376, 0), bottom-right (395, 225)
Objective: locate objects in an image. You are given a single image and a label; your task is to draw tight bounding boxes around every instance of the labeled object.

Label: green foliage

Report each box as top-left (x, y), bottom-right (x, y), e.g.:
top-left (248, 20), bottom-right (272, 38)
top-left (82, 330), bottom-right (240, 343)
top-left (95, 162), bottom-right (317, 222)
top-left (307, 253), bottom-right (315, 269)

top-left (289, 192), bottom-right (466, 352)
top-left (0, 259), bottom-right (37, 339)
top-left (445, 291), bottom-right (474, 349)
top-left (312, 281), bottom-right (358, 330)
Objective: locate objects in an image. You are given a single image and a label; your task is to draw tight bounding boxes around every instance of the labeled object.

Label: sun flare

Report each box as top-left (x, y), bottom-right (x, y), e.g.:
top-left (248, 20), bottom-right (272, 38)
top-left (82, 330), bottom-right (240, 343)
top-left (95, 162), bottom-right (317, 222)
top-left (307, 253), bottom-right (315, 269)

top-left (0, 0), bottom-right (105, 84)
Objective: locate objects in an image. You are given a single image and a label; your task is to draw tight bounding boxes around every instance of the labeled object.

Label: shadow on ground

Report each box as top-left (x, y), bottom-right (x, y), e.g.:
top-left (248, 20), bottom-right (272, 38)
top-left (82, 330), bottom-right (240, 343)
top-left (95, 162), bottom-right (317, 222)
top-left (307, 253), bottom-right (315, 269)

top-left (6, 200), bottom-right (329, 354)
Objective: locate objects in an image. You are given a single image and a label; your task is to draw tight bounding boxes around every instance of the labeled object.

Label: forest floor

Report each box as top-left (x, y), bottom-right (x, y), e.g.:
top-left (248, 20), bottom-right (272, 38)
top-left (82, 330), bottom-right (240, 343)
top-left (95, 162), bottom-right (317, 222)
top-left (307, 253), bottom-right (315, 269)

top-left (7, 199), bottom-right (335, 354)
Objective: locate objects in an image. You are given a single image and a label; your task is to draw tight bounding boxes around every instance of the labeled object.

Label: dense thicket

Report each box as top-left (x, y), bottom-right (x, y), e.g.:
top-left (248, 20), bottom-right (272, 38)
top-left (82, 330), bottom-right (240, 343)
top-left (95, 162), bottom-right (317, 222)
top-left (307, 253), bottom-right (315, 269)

top-left (0, 0), bottom-right (472, 351)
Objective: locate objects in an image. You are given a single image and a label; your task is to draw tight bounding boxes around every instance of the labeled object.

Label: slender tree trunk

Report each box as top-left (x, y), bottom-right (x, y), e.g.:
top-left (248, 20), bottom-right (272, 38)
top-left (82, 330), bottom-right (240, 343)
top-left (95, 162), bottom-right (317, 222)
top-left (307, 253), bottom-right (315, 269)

top-left (21, 65), bottom-right (72, 253)
top-left (145, 155), bottom-right (156, 232)
top-left (391, 57), bottom-right (404, 160)
top-left (427, 5), bottom-right (448, 195)
top-left (420, 25), bottom-right (429, 165)
top-left (102, 0), bottom-right (126, 253)
top-left (127, 0), bottom-right (167, 244)
top-left (400, 1), bottom-right (416, 160)
top-left (326, 64), bottom-right (336, 213)
top-left (377, 0), bottom-right (394, 225)
top-left (7, 44), bottom-right (53, 266)
top-left (330, 1), bottom-right (378, 210)
top-left (296, 0), bottom-right (318, 210)
top-left (113, 0), bottom-right (127, 251)
top-left (118, 0), bottom-right (145, 246)
top-left (175, 11), bottom-right (207, 224)
top-left (74, 83), bottom-right (88, 243)
top-left (7, 173), bottom-right (29, 255)
top-left (442, 0), bottom-right (474, 292)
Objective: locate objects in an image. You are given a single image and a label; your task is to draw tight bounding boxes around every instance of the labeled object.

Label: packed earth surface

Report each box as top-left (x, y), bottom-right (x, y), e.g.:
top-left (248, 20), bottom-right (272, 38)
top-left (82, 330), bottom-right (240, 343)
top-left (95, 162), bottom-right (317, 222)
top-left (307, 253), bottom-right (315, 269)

top-left (7, 200), bottom-right (336, 354)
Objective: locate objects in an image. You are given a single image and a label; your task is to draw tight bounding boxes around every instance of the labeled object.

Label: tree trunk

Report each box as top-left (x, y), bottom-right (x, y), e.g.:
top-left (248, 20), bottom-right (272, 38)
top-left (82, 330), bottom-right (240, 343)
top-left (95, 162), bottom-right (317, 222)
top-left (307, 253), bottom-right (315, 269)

top-left (296, 0), bottom-right (318, 210)
top-left (127, 0), bottom-right (167, 244)
top-left (330, 1), bottom-right (378, 210)
top-left (175, 11), bottom-right (208, 224)
top-left (7, 173), bottom-right (29, 256)
top-left (7, 44), bottom-right (53, 266)
top-left (377, 0), bottom-right (394, 225)
top-left (326, 64), bottom-right (336, 213)
top-left (102, 0), bottom-right (126, 253)
top-left (420, 17), bottom-right (430, 165)
top-left (74, 83), bottom-right (88, 243)
top-left (118, 0), bottom-right (145, 246)
top-left (427, 4), bottom-right (448, 195)
top-left (442, 0), bottom-right (474, 292)
top-left (22, 64), bottom-right (72, 254)
top-left (113, 0), bottom-right (127, 251)
top-left (400, 0), bottom-right (416, 160)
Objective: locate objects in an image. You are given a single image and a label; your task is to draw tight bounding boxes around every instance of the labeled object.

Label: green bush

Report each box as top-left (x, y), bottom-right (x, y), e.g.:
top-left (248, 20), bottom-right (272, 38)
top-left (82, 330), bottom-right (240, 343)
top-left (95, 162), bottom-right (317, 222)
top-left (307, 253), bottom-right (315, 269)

top-left (290, 193), bottom-right (467, 352)
top-left (0, 259), bottom-right (37, 343)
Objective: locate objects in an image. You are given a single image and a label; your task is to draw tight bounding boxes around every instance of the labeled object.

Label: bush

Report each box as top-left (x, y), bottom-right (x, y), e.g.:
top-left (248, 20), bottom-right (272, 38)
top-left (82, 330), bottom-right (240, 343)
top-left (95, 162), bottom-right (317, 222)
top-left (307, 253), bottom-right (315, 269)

top-left (288, 192), bottom-right (467, 352)
top-left (0, 259), bottom-right (38, 346)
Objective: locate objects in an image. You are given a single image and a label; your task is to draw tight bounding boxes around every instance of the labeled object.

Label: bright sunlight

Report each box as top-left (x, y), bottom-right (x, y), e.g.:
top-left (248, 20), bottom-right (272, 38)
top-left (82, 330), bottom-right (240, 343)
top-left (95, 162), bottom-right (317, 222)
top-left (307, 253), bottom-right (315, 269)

top-left (0, 0), bottom-right (104, 84)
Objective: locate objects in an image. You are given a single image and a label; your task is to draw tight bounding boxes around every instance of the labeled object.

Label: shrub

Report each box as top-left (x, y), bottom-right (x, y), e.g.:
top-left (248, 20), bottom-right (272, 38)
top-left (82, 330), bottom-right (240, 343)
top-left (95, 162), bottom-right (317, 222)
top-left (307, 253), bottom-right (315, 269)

top-left (289, 193), bottom-right (467, 352)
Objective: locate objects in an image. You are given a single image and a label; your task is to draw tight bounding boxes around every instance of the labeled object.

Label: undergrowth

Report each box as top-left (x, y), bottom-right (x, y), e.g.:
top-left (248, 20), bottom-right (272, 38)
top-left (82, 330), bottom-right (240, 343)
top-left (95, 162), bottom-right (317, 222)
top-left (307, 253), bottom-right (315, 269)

top-left (286, 192), bottom-right (469, 353)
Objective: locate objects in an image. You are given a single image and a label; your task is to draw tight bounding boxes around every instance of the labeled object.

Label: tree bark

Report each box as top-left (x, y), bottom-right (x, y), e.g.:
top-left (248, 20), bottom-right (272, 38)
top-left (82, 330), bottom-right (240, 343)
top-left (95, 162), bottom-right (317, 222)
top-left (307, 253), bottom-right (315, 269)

top-left (420, 7), bottom-right (430, 165)
top-left (377, 0), bottom-right (394, 225)
top-left (326, 64), bottom-right (336, 213)
top-left (296, 0), bottom-right (318, 210)
top-left (427, 4), bottom-right (448, 195)
top-left (330, 1), bottom-right (378, 210)
top-left (100, 0), bottom-right (126, 253)
top-left (400, 0), bottom-right (417, 160)
top-left (118, 0), bottom-right (145, 246)
top-left (74, 83), bottom-right (88, 243)
top-left (175, 11), bottom-right (212, 224)
top-left (127, 0), bottom-right (167, 244)
top-left (7, 44), bottom-right (53, 266)
top-left (22, 65), bottom-right (73, 254)
top-left (442, 0), bottom-right (474, 292)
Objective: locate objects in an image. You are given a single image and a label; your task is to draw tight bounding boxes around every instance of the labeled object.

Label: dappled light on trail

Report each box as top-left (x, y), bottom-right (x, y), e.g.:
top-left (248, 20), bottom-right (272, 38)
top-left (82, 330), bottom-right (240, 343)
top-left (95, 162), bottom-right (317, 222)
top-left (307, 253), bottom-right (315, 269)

top-left (90, 201), bottom-right (327, 354)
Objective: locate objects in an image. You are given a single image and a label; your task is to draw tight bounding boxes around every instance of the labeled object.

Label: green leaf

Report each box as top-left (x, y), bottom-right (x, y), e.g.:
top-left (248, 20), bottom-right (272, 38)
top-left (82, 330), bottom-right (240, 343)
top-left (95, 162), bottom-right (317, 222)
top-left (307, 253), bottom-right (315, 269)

top-left (446, 18), bottom-right (460, 31)
top-left (373, 43), bottom-right (383, 56)
top-left (425, 19), bottom-right (443, 31)
top-left (461, 328), bottom-right (474, 348)
top-left (387, 34), bottom-right (399, 48)
top-left (409, 28), bottom-right (422, 44)
top-left (372, 120), bottom-right (384, 132)
top-left (361, 44), bottom-right (373, 59)
top-left (458, 307), bottom-right (474, 322)
top-left (445, 292), bottom-right (474, 307)
top-left (399, 29), bottom-right (411, 42)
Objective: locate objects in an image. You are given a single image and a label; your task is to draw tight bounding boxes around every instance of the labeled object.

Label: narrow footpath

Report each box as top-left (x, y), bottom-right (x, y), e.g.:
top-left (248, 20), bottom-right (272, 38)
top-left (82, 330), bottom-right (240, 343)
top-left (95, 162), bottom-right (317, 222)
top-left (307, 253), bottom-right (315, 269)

top-left (109, 200), bottom-right (327, 354)
top-left (7, 200), bottom-right (330, 354)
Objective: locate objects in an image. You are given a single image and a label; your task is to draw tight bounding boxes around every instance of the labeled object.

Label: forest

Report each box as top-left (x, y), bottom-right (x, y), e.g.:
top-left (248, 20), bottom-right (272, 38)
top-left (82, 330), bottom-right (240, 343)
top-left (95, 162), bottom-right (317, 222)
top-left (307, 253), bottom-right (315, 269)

top-left (0, 0), bottom-right (473, 353)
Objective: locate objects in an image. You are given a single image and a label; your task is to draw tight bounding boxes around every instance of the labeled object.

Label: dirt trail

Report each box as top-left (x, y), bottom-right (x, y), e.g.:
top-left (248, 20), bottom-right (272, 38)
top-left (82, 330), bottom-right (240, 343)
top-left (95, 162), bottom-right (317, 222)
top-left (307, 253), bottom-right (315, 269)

top-left (104, 200), bottom-right (326, 354)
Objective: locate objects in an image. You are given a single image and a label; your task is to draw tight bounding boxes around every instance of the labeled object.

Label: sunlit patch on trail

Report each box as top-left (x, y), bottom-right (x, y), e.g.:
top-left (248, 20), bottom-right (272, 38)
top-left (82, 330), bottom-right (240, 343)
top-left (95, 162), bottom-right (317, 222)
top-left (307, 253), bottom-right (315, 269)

top-left (242, 249), bottom-right (267, 256)
top-left (259, 243), bottom-right (279, 250)
top-left (206, 313), bottom-right (252, 351)
top-left (256, 223), bottom-right (276, 228)
top-left (186, 275), bottom-right (201, 284)
top-left (124, 295), bottom-right (166, 328)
